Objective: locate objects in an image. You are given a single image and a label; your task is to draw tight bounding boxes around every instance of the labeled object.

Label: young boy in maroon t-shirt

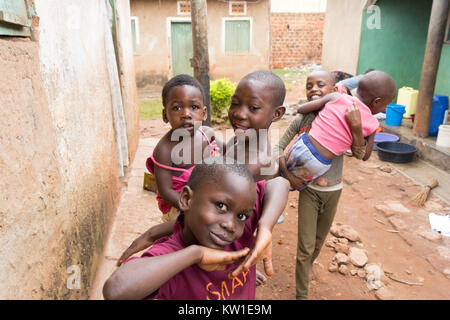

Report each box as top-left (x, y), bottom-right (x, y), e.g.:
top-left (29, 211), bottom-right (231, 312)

top-left (103, 159), bottom-right (280, 300)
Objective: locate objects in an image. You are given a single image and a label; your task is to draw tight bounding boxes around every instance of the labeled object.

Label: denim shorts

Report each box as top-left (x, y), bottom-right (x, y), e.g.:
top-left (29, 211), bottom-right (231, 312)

top-left (285, 133), bottom-right (332, 185)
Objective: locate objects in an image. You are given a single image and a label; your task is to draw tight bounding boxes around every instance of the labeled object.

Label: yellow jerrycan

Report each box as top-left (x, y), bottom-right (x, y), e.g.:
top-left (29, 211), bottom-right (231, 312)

top-left (397, 87), bottom-right (418, 118)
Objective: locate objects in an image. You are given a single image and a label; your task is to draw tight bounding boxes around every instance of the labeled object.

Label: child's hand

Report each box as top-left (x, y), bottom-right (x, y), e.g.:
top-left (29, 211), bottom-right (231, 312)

top-left (197, 246), bottom-right (250, 272)
top-left (286, 172), bottom-right (309, 190)
top-left (117, 232), bottom-right (154, 267)
top-left (279, 156), bottom-right (309, 190)
top-left (282, 166), bottom-right (309, 190)
top-left (345, 103), bottom-right (362, 130)
top-left (228, 226), bottom-right (273, 279)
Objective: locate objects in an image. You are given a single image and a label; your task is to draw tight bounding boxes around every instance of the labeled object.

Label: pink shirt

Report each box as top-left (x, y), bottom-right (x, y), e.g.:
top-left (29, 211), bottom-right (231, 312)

top-left (146, 155), bottom-right (194, 214)
top-left (128, 180), bottom-right (266, 300)
top-left (309, 94), bottom-right (379, 156)
top-left (146, 127), bottom-right (219, 214)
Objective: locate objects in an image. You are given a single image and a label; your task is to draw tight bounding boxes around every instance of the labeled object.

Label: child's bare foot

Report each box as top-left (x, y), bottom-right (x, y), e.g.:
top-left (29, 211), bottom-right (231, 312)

top-left (256, 270), bottom-right (267, 286)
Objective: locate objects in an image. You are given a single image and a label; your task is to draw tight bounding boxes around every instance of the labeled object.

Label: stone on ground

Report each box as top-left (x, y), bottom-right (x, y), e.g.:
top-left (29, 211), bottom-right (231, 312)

top-left (365, 264), bottom-right (384, 290)
top-left (333, 253), bottom-right (349, 265)
top-left (338, 264), bottom-right (349, 275)
top-left (349, 247), bottom-right (368, 267)
top-left (335, 243), bottom-right (350, 255)
top-left (375, 286), bottom-right (395, 300)
top-left (328, 262), bottom-right (338, 273)
top-left (330, 224), bottom-right (361, 242)
top-left (419, 231), bottom-right (442, 242)
top-left (384, 200), bottom-right (411, 214)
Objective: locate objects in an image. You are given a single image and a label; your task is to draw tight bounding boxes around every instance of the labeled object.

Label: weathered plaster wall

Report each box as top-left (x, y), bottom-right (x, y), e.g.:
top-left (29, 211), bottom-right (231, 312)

top-left (321, 0), bottom-right (365, 75)
top-left (131, 0), bottom-right (271, 86)
top-left (0, 0), bottom-right (138, 299)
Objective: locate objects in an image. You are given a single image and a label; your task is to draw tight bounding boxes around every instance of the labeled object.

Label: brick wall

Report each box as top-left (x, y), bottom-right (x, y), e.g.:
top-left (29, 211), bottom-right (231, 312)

top-left (271, 13), bottom-right (325, 68)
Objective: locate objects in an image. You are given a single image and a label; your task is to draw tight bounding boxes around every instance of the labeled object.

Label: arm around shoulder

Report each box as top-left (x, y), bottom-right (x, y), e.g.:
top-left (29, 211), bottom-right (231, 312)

top-left (297, 92), bottom-right (340, 114)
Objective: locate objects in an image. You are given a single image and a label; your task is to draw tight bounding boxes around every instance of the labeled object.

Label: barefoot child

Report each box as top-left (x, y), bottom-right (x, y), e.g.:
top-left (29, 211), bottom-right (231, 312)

top-left (148, 74), bottom-right (220, 222)
top-left (274, 70), bottom-right (395, 299)
top-left (116, 71), bottom-right (290, 285)
top-left (103, 159), bottom-right (280, 300)
top-left (284, 70), bottom-right (396, 188)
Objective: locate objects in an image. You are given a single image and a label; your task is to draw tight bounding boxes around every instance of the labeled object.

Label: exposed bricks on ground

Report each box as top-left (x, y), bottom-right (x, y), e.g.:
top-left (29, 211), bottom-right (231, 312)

top-left (271, 13), bottom-right (324, 68)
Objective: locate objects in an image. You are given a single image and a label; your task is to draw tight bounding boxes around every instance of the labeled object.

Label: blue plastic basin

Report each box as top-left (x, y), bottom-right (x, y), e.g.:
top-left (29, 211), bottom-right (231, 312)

top-left (373, 132), bottom-right (399, 150)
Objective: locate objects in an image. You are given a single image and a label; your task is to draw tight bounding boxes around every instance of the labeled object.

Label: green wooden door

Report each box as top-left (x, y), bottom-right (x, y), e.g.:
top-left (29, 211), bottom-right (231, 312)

top-left (171, 22), bottom-right (193, 76)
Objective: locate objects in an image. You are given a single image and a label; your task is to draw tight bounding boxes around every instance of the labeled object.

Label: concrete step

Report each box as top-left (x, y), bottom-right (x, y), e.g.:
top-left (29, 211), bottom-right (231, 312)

top-left (379, 118), bottom-right (450, 172)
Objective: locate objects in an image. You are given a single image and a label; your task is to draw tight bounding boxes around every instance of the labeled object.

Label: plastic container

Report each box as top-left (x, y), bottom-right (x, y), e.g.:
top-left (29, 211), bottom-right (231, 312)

top-left (436, 125), bottom-right (450, 148)
top-left (429, 94), bottom-right (449, 136)
top-left (385, 104), bottom-right (406, 126)
top-left (373, 132), bottom-right (399, 150)
top-left (376, 141), bottom-right (418, 163)
top-left (397, 87), bottom-right (418, 118)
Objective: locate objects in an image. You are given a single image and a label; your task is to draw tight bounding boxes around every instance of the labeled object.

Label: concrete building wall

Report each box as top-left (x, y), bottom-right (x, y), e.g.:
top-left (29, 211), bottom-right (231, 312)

top-left (321, 0), bottom-right (365, 75)
top-left (131, 0), bottom-right (271, 86)
top-left (271, 12), bottom-right (324, 68)
top-left (0, 0), bottom-right (138, 299)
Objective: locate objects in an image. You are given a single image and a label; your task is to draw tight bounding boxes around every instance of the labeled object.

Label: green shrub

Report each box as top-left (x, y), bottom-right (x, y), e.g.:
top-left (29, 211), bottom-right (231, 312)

top-left (210, 78), bottom-right (236, 121)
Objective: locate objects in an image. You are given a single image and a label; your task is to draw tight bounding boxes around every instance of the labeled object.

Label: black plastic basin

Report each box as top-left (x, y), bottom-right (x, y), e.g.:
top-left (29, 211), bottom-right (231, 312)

top-left (376, 141), bottom-right (418, 163)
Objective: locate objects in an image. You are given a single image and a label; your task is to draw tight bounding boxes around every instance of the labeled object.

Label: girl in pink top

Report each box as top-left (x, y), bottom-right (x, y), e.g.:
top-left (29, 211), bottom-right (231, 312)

top-left (286, 70), bottom-right (396, 187)
top-left (148, 74), bottom-right (220, 222)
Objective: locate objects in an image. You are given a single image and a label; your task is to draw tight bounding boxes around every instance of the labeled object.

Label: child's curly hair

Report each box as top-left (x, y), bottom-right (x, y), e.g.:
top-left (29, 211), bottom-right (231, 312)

top-left (162, 74), bottom-right (205, 107)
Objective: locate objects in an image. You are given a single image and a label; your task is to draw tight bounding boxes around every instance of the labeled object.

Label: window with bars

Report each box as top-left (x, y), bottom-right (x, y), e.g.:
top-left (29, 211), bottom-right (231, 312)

top-left (177, 1), bottom-right (191, 15)
top-left (0, 0), bottom-right (32, 37)
top-left (229, 1), bottom-right (247, 16)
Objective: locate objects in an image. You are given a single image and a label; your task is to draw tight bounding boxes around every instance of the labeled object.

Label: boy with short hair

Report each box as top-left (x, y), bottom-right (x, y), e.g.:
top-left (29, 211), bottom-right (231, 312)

top-left (103, 159), bottom-right (275, 300)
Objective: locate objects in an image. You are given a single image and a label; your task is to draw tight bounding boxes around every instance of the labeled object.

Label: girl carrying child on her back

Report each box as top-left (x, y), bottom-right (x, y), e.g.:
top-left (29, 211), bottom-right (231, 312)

top-left (275, 69), bottom-right (396, 300)
top-left (283, 70), bottom-right (396, 188)
top-left (147, 74), bottom-right (220, 222)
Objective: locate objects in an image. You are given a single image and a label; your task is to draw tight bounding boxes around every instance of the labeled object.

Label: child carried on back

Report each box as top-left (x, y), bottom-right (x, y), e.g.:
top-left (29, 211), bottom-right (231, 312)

top-left (285, 70), bottom-right (396, 187)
